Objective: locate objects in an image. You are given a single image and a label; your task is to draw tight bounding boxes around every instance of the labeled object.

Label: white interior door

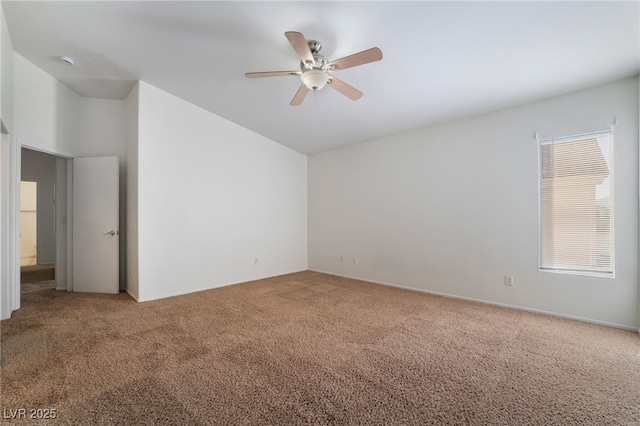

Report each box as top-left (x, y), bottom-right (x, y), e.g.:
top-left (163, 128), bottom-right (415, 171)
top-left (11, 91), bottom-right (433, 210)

top-left (73, 156), bottom-right (119, 294)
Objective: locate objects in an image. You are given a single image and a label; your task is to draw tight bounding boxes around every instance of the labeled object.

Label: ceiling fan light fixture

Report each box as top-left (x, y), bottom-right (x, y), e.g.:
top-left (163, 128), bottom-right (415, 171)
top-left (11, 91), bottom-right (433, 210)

top-left (245, 31), bottom-right (383, 105)
top-left (301, 69), bottom-right (329, 91)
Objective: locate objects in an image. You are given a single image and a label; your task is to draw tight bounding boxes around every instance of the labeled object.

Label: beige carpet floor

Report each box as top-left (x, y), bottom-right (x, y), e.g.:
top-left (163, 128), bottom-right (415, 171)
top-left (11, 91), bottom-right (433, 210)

top-left (1, 271), bottom-right (639, 425)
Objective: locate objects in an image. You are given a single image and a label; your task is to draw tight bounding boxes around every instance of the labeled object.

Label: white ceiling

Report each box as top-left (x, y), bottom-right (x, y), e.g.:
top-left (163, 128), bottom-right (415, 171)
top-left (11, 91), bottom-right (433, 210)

top-left (3, 1), bottom-right (639, 155)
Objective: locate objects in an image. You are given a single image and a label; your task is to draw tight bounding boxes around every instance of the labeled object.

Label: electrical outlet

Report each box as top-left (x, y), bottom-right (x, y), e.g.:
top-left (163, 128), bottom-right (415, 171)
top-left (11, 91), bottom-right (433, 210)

top-left (254, 258), bottom-right (258, 265)
top-left (340, 256), bottom-right (344, 263)
top-left (505, 275), bottom-right (513, 286)
top-left (352, 258), bottom-right (357, 265)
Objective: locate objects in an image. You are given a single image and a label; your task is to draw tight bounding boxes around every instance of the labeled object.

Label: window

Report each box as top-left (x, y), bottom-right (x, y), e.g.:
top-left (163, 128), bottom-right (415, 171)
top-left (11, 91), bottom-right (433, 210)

top-left (538, 128), bottom-right (613, 277)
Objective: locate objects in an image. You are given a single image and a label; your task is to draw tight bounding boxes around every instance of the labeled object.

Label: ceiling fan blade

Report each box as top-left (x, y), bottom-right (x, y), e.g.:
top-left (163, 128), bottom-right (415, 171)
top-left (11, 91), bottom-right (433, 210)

top-left (327, 47), bottom-right (383, 71)
top-left (245, 71), bottom-right (300, 78)
top-left (285, 31), bottom-right (315, 66)
top-left (327, 77), bottom-right (363, 101)
top-left (290, 84), bottom-right (309, 106)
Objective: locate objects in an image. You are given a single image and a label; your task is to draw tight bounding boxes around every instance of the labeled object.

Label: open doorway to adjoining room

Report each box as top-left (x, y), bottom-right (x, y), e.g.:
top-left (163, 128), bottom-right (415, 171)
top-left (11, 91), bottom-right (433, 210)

top-left (20, 148), bottom-right (67, 294)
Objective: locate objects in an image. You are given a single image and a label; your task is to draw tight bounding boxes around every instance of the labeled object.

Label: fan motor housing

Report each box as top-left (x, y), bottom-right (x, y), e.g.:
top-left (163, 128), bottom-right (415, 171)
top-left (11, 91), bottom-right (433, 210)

top-left (298, 40), bottom-right (328, 71)
top-left (308, 40), bottom-right (322, 54)
top-left (301, 55), bottom-right (328, 71)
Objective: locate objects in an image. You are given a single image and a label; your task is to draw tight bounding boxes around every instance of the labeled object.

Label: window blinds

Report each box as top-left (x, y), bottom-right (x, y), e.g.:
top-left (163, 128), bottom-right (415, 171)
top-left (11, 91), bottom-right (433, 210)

top-left (538, 128), bottom-right (613, 276)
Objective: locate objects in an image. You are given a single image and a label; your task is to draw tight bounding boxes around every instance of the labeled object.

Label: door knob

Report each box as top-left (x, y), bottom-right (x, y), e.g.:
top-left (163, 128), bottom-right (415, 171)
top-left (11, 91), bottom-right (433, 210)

top-left (103, 230), bottom-right (119, 236)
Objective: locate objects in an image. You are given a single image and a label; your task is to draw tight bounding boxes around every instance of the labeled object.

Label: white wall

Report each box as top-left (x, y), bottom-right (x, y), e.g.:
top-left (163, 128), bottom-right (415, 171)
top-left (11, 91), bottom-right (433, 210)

top-left (135, 81), bottom-right (307, 301)
top-left (13, 54), bottom-right (126, 169)
top-left (309, 77), bottom-right (639, 330)
top-left (14, 54), bottom-right (76, 157)
top-left (14, 55), bottom-right (126, 168)
top-left (1, 10), bottom-right (13, 132)
top-left (125, 83), bottom-right (139, 300)
top-left (21, 148), bottom-right (56, 264)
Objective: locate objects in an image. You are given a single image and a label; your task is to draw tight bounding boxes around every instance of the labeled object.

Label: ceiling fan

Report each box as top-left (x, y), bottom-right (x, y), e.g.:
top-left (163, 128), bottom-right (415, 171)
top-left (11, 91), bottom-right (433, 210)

top-left (245, 31), bottom-right (383, 106)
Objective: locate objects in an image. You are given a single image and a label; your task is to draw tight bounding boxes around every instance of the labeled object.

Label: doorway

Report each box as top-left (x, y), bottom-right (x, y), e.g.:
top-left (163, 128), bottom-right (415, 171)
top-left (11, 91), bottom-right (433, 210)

top-left (19, 180), bottom-right (54, 291)
top-left (20, 148), bottom-right (63, 293)
top-left (20, 181), bottom-right (37, 266)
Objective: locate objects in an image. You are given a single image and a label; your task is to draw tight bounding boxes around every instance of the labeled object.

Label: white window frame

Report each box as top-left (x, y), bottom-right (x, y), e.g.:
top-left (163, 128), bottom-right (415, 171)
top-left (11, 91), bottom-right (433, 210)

top-left (537, 127), bottom-right (615, 278)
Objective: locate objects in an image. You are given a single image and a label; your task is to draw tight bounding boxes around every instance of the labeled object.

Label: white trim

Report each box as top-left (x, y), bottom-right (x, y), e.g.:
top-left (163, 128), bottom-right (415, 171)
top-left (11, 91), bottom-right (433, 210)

top-left (309, 269), bottom-right (639, 332)
top-left (0, 128), bottom-right (10, 319)
top-left (20, 145), bottom-right (75, 161)
top-left (537, 127), bottom-right (615, 277)
top-left (536, 125), bottom-right (613, 144)
top-left (11, 139), bottom-right (20, 313)
top-left (66, 158), bottom-right (73, 292)
top-left (538, 268), bottom-right (614, 279)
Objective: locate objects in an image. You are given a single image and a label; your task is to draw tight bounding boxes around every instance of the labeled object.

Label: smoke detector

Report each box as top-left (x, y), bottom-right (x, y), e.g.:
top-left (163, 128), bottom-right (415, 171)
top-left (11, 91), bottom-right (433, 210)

top-left (59, 56), bottom-right (75, 66)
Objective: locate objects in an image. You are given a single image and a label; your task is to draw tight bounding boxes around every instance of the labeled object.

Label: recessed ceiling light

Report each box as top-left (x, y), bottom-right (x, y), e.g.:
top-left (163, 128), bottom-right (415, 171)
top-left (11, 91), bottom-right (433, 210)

top-left (59, 56), bottom-right (75, 66)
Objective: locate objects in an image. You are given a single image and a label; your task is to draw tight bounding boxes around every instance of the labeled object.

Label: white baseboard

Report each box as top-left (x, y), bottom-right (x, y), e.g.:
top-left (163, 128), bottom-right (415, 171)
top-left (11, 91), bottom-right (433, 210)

top-left (309, 269), bottom-right (639, 333)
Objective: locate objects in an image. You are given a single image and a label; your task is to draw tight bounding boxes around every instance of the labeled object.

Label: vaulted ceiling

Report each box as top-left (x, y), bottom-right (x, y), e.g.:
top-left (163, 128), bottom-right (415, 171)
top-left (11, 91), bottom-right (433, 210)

top-left (3, 1), bottom-right (639, 155)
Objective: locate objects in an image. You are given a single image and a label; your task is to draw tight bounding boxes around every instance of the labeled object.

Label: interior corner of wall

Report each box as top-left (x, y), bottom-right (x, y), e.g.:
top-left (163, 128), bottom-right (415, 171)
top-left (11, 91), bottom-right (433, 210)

top-left (127, 81), bottom-right (140, 98)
